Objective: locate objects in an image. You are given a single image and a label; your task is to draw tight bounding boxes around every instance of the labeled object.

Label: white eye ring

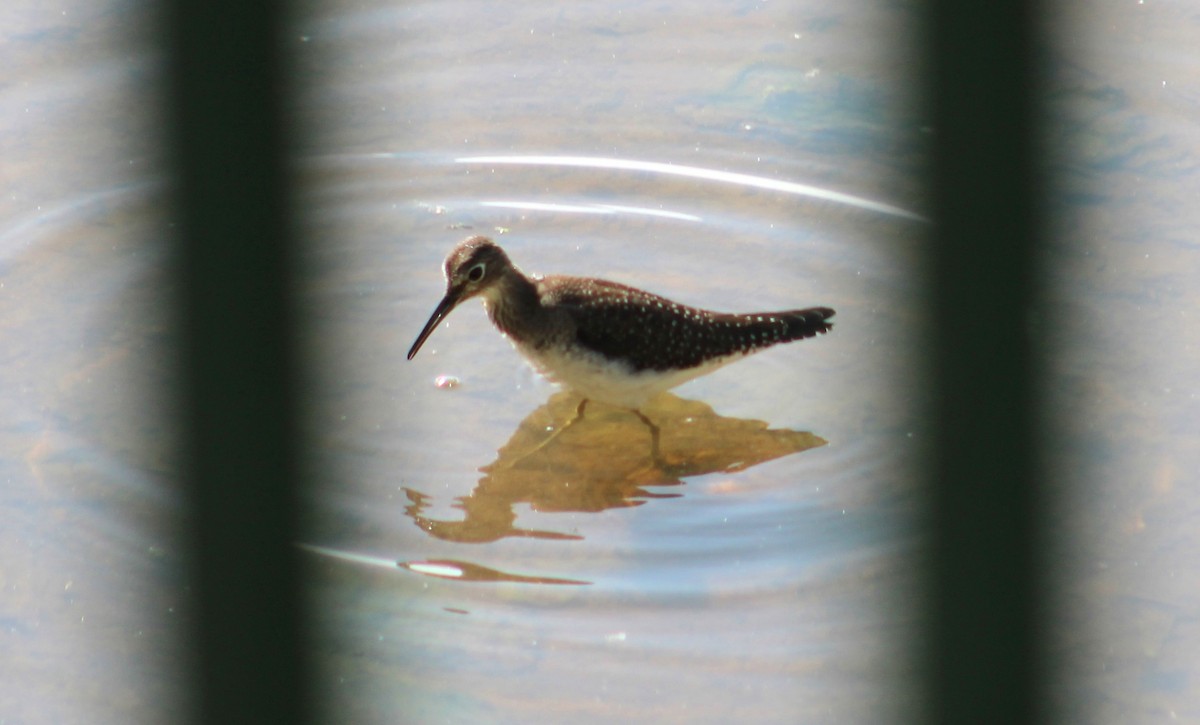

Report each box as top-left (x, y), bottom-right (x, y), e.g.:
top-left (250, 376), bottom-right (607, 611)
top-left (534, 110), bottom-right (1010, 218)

top-left (467, 263), bottom-right (486, 282)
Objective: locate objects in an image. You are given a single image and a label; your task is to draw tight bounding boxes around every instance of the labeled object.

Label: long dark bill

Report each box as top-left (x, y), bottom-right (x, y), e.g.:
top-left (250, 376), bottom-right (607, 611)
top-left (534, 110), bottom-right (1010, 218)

top-left (407, 289), bottom-right (463, 360)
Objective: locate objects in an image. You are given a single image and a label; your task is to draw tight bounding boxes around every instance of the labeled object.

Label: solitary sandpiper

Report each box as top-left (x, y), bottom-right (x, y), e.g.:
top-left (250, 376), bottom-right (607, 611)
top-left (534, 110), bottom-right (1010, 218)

top-left (408, 236), bottom-right (834, 451)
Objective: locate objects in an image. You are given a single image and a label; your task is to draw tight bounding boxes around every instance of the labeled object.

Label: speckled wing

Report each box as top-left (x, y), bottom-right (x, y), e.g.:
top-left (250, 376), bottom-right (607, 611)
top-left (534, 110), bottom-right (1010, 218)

top-left (542, 277), bottom-right (834, 372)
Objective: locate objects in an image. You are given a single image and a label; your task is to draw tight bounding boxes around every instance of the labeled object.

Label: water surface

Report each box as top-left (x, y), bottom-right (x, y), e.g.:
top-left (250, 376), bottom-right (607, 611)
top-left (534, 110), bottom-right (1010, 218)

top-left (1, 0), bottom-right (1198, 722)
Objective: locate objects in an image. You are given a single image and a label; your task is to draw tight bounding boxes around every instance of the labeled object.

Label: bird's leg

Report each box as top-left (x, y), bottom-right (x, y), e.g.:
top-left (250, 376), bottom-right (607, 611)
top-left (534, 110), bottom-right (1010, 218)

top-left (632, 409), bottom-right (664, 467)
top-left (540, 397), bottom-right (589, 447)
top-left (506, 398), bottom-right (590, 467)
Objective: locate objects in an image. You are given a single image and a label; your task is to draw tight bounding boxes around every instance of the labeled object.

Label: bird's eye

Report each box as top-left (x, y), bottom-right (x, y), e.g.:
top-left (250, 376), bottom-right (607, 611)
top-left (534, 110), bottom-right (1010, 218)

top-left (467, 263), bottom-right (486, 282)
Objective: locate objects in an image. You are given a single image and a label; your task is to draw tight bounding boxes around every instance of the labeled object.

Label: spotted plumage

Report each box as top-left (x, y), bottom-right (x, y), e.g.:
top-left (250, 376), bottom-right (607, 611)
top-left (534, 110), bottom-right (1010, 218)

top-left (408, 236), bottom-right (834, 409)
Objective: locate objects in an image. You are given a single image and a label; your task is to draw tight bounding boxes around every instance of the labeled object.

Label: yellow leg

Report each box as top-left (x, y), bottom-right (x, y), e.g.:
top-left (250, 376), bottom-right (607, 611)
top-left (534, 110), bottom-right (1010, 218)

top-left (506, 398), bottom-right (589, 467)
top-left (508, 399), bottom-right (665, 468)
top-left (632, 409), bottom-right (664, 466)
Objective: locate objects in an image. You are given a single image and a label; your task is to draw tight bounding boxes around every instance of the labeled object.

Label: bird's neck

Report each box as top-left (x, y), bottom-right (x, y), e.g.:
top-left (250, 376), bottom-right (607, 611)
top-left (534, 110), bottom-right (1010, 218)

top-left (483, 272), bottom-right (543, 344)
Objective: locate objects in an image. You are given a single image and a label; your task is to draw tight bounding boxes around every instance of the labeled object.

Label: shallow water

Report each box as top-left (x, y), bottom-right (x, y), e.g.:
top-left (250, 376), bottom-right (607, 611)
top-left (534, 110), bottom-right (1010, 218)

top-left (2, 0), bottom-right (1198, 722)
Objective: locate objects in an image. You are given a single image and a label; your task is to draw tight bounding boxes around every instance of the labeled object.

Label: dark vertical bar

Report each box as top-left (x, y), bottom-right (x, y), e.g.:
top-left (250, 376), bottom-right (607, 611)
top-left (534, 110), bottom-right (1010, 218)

top-left (164, 0), bottom-right (309, 723)
top-left (923, 0), bottom-right (1046, 723)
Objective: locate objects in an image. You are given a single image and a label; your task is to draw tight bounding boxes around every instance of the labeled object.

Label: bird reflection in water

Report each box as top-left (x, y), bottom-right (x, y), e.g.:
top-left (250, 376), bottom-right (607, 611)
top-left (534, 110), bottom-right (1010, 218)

top-left (402, 391), bottom-right (826, 545)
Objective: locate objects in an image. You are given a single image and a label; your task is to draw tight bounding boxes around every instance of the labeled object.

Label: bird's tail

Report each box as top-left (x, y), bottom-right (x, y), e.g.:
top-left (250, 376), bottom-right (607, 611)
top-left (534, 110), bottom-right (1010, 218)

top-left (777, 307), bottom-right (835, 342)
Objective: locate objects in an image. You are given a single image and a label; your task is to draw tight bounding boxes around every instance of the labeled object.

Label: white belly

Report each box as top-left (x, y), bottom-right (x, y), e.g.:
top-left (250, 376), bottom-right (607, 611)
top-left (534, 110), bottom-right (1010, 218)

top-left (511, 339), bottom-right (745, 409)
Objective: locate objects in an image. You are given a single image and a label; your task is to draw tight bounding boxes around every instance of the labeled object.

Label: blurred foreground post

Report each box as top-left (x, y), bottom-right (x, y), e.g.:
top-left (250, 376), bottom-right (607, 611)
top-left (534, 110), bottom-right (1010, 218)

top-left (922, 0), bottom-right (1048, 722)
top-left (163, 0), bottom-right (310, 722)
